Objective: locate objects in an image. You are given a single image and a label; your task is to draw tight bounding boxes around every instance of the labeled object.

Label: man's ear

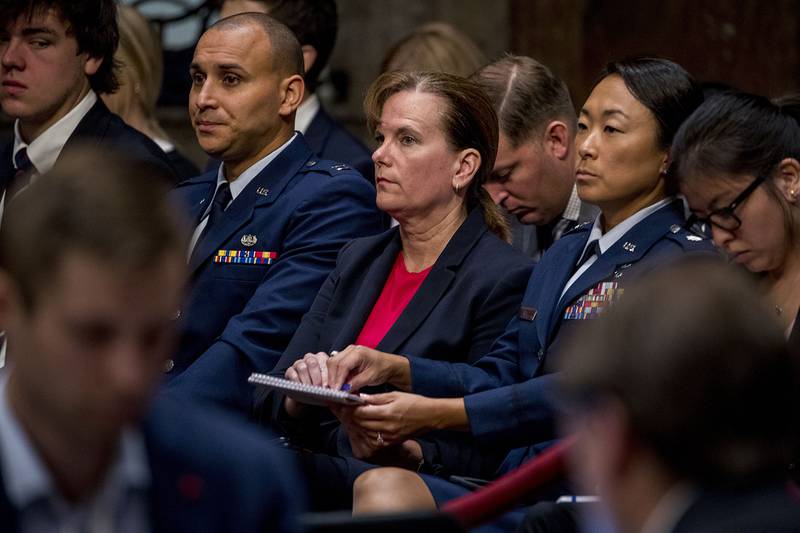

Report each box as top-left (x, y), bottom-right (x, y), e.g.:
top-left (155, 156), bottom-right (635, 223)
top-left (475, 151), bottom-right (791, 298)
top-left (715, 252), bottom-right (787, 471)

top-left (451, 148), bottom-right (481, 193)
top-left (775, 157), bottom-right (800, 203)
top-left (543, 120), bottom-right (570, 160)
top-left (301, 45), bottom-right (318, 75)
top-left (83, 55), bottom-right (103, 78)
top-left (278, 74), bottom-right (305, 117)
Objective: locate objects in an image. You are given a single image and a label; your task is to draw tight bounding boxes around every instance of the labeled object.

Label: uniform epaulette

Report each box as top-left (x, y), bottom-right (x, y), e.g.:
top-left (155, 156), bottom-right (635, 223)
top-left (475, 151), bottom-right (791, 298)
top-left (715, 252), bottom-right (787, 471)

top-left (664, 223), bottom-right (712, 249)
top-left (300, 159), bottom-right (353, 175)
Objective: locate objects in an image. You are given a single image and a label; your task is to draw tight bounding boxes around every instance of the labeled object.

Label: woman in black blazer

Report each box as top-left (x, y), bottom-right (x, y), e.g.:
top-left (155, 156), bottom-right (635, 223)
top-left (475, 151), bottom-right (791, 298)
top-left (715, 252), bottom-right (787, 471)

top-left (256, 72), bottom-right (532, 508)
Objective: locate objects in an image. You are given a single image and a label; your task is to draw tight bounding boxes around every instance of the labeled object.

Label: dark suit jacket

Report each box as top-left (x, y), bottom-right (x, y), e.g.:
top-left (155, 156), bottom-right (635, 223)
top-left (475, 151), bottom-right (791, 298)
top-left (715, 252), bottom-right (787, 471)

top-left (0, 396), bottom-right (303, 533)
top-left (409, 200), bottom-right (718, 473)
top-left (303, 106), bottom-right (374, 183)
top-left (166, 134), bottom-right (384, 416)
top-left (673, 483), bottom-right (800, 533)
top-left (263, 208), bottom-right (533, 475)
top-left (0, 99), bottom-right (178, 188)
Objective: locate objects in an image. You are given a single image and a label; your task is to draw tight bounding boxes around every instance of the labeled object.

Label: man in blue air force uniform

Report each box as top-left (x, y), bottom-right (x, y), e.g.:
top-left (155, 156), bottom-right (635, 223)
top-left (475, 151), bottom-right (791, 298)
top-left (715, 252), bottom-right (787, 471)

top-left (166, 13), bottom-right (384, 415)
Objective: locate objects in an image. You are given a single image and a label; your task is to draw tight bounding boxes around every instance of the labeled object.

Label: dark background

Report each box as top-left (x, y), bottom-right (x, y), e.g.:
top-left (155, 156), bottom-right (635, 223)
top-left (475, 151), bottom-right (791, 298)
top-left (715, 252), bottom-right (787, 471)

top-left (4, 0), bottom-right (798, 167)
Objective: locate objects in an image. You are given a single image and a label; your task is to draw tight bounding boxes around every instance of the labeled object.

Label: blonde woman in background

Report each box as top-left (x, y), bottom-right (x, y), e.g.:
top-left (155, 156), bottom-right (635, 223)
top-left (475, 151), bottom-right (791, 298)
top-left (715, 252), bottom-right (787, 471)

top-left (103, 5), bottom-right (199, 180)
top-left (380, 22), bottom-right (487, 77)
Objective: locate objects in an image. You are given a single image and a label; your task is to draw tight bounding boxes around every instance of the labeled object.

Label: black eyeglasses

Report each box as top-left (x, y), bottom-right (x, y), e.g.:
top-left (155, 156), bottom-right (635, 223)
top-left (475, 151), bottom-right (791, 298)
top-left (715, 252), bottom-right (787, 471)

top-left (685, 173), bottom-right (767, 235)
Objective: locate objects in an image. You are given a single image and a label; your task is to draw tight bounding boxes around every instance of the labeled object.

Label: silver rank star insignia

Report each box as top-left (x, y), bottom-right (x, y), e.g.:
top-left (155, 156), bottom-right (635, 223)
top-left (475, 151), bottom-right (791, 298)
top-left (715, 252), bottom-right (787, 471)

top-left (241, 234), bottom-right (258, 247)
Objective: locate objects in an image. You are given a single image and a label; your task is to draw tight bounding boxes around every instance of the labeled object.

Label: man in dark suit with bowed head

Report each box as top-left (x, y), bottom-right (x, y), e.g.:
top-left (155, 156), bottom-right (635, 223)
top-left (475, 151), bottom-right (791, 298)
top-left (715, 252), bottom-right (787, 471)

top-left (0, 149), bottom-right (302, 533)
top-left (166, 12), bottom-right (383, 415)
top-left (0, 0), bottom-right (177, 217)
top-left (217, 0), bottom-right (375, 182)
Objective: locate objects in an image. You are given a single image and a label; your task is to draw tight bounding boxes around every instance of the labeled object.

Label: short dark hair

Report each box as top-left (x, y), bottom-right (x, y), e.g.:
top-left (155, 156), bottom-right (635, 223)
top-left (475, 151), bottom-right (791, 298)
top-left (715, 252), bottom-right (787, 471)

top-left (597, 57), bottom-right (702, 151)
top-left (472, 54), bottom-right (576, 147)
top-left (0, 146), bottom-right (187, 309)
top-left (560, 258), bottom-right (799, 487)
top-left (211, 12), bottom-right (304, 78)
top-left (0, 0), bottom-right (120, 94)
top-left (229, 0), bottom-right (337, 92)
top-left (364, 71), bottom-right (509, 242)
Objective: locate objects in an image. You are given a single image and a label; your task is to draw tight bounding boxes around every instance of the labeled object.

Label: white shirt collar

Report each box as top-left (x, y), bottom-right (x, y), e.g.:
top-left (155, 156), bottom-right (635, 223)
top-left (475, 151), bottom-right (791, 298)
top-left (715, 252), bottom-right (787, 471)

top-left (0, 372), bottom-right (150, 511)
top-left (294, 94), bottom-right (320, 135)
top-left (585, 197), bottom-right (673, 257)
top-left (217, 132), bottom-right (297, 201)
top-left (13, 91), bottom-right (97, 175)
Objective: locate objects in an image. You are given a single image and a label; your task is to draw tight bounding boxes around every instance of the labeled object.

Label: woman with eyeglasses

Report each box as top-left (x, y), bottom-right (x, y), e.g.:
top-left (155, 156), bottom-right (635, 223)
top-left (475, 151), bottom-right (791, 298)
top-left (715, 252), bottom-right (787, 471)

top-left (673, 92), bottom-right (800, 344)
top-left (671, 92), bottom-right (800, 487)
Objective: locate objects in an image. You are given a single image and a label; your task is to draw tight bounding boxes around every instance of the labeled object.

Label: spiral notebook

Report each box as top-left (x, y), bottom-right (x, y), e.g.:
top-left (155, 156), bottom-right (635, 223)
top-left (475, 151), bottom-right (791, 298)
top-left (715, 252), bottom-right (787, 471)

top-left (248, 373), bottom-right (366, 406)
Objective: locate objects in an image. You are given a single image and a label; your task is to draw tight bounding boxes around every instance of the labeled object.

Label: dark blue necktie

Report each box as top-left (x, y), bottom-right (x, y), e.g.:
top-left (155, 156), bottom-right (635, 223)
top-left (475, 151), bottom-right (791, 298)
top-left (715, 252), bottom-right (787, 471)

top-left (575, 239), bottom-right (601, 270)
top-left (195, 181), bottom-right (232, 246)
top-left (9, 148), bottom-right (35, 199)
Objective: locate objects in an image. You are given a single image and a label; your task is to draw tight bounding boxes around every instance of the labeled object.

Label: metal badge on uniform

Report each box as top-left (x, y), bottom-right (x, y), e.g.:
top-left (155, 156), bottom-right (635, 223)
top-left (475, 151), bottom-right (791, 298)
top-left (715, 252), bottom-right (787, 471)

top-left (256, 187), bottom-right (269, 197)
top-left (241, 234), bottom-right (258, 247)
top-left (306, 160), bottom-right (317, 167)
top-left (686, 235), bottom-right (703, 242)
top-left (563, 282), bottom-right (625, 320)
top-left (623, 242), bottom-right (636, 252)
top-left (332, 163), bottom-right (350, 171)
top-left (518, 306), bottom-right (538, 321)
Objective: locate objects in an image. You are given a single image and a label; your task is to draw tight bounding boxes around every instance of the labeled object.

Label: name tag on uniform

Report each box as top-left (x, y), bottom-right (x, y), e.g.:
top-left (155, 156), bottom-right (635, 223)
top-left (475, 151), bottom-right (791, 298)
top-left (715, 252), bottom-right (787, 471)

top-left (214, 250), bottom-right (277, 265)
top-left (563, 282), bottom-right (624, 320)
top-left (518, 306), bottom-right (538, 321)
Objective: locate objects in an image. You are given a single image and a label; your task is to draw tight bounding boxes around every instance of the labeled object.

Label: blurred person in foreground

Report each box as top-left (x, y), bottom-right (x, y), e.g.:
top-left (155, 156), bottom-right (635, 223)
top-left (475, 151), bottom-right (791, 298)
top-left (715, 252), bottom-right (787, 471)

top-left (474, 55), bottom-right (597, 259)
top-left (102, 5), bottom-right (199, 181)
top-left (0, 148), bottom-right (302, 532)
top-left (560, 259), bottom-right (800, 533)
top-left (216, 0), bottom-right (375, 181)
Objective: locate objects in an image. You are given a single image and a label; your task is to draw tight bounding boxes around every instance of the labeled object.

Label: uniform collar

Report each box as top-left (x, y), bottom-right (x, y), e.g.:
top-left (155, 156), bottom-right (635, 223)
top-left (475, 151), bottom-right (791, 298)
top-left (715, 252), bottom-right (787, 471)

top-left (585, 197), bottom-right (673, 256)
top-left (218, 132), bottom-right (298, 202)
top-left (294, 94), bottom-right (320, 135)
top-left (12, 91), bottom-right (97, 175)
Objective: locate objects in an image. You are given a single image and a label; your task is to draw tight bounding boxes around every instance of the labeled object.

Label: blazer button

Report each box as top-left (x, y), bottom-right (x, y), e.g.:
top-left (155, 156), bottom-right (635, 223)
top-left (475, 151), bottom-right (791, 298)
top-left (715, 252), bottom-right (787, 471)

top-left (537, 348), bottom-right (544, 361)
top-left (163, 359), bottom-right (175, 373)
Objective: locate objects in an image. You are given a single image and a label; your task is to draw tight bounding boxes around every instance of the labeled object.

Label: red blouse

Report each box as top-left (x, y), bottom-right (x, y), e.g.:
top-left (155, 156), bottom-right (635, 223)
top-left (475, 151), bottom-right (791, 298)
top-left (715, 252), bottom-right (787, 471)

top-left (354, 252), bottom-right (432, 348)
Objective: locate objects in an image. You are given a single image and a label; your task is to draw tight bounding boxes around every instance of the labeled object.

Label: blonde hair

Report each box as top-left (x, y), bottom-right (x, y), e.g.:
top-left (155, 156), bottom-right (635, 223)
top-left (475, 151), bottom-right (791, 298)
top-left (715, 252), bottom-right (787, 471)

top-left (380, 22), bottom-right (487, 78)
top-left (105, 5), bottom-right (167, 140)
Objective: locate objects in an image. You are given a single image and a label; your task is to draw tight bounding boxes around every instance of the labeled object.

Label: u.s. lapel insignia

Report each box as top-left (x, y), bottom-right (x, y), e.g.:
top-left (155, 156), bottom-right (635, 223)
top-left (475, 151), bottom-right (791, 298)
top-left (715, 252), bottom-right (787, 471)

top-left (241, 234), bottom-right (258, 247)
top-left (256, 187), bottom-right (269, 197)
top-left (623, 242), bottom-right (636, 252)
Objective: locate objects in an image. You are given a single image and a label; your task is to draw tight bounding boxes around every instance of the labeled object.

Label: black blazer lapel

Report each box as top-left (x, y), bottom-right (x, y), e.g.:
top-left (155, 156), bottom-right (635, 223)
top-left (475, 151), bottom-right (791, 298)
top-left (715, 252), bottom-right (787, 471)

top-left (187, 136), bottom-right (312, 275)
top-left (329, 232), bottom-right (402, 350)
top-left (376, 209), bottom-right (487, 354)
top-left (0, 141), bottom-right (14, 194)
top-left (60, 100), bottom-right (113, 152)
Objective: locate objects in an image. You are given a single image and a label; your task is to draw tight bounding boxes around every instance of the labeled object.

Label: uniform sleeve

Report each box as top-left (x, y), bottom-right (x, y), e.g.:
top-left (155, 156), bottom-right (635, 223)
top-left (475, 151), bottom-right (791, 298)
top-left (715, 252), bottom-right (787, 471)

top-left (166, 173), bottom-right (383, 415)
